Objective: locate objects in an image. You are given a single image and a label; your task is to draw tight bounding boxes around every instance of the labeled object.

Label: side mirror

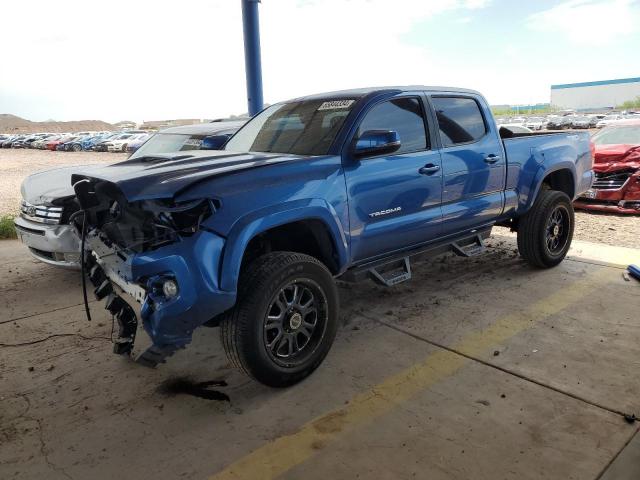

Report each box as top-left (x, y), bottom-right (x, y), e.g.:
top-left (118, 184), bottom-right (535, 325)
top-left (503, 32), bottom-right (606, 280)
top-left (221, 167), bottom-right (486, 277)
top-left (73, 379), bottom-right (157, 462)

top-left (201, 134), bottom-right (230, 150)
top-left (353, 130), bottom-right (401, 158)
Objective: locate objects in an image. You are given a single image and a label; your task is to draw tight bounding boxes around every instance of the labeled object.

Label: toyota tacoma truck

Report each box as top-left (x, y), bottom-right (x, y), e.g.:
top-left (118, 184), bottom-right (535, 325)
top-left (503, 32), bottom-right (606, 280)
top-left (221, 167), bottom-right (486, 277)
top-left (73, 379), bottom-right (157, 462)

top-left (71, 86), bottom-right (594, 387)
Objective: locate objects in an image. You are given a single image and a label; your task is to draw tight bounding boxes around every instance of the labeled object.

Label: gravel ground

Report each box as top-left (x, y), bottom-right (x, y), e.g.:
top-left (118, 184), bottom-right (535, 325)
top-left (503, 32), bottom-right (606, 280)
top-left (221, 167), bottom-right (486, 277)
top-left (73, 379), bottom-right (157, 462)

top-left (0, 148), bottom-right (125, 214)
top-left (0, 148), bottom-right (637, 247)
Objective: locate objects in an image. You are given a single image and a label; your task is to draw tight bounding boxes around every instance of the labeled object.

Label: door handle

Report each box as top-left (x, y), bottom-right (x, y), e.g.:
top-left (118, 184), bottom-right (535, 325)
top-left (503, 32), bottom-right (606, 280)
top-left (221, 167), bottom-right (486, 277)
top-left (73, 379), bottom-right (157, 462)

top-left (419, 164), bottom-right (440, 175)
top-left (484, 154), bottom-right (501, 164)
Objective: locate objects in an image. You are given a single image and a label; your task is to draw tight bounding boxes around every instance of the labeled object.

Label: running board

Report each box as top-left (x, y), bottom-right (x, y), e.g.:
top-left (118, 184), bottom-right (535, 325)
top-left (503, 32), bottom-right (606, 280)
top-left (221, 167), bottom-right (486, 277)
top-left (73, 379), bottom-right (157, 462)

top-left (339, 226), bottom-right (492, 286)
top-left (368, 257), bottom-right (412, 287)
top-left (451, 234), bottom-right (486, 257)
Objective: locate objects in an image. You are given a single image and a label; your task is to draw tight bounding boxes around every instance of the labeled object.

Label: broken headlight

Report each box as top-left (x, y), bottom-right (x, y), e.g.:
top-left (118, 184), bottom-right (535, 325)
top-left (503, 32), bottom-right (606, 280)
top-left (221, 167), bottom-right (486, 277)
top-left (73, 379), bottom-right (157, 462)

top-left (143, 198), bottom-right (215, 236)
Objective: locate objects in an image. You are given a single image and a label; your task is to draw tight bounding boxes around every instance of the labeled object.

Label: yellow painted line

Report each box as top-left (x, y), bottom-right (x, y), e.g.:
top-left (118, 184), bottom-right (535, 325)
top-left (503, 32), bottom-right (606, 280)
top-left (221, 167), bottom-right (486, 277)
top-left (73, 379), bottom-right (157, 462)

top-left (210, 267), bottom-right (614, 480)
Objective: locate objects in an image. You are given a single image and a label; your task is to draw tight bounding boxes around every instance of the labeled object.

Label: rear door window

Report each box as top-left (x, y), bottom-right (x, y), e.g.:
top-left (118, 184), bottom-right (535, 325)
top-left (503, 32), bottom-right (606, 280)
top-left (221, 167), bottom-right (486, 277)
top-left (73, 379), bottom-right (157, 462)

top-left (431, 97), bottom-right (487, 147)
top-left (357, 97), bottom-right (429, 154)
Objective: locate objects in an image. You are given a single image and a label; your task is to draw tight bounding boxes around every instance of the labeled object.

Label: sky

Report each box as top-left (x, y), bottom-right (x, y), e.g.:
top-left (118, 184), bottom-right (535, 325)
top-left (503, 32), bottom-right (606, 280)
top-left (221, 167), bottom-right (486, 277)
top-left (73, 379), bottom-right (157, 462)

top-left (0, 0), bottom-right (639, 123)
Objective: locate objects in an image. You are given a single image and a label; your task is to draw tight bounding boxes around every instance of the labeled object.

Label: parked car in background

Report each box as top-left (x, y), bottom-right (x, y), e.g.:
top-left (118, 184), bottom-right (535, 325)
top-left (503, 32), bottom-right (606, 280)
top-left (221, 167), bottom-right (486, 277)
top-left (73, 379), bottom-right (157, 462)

top-left (31, 134), bottom-right (58, 149)
top-left (129, 121), bottom-right (245, 159)
top-left (56, 136), bottom-right (81, 150)
top-left (92, 133), bottom-right (121, 151)
top-left (588, 115), bottom-right (601, 128)
top-left (125, 133), bottom-right (152, 153)
top-left (571, 116), bottom-right (591, 129)
top-left (547, 116), bottom-right (570, 129)
top-left (14, 122), bottom-right (243, 268)
top-left (94, 132), bottom-right (145, 152)
top-left (575, 120), bottom-right (640, 214)
top-left (525, 117), bottom-right (544, 130)
top-left (60, 136), bottom-right (88, 151)
top-left (78, 134), bottom-right (110, 151)
top-left (45, 135), bottom-right (72, 151)
top-left (596, 114), bottom-right (625, 128)
top-left (106, 133), bottom-right (147, 152)
top-left (12, 135), bottom-right (39, 148)
top-left (2, 135), bottom-right (22, 148)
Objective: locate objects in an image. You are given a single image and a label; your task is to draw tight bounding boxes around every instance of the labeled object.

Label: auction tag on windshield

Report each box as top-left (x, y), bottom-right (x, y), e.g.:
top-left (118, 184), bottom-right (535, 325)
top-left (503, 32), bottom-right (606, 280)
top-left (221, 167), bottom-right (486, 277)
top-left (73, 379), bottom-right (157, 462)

top-left (318, 100), bottom-right (355, 111)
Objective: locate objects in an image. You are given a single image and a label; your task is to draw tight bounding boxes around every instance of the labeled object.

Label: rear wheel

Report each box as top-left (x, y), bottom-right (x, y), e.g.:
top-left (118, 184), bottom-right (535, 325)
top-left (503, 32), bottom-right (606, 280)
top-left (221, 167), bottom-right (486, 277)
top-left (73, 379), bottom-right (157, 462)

top-left (72, 144), bottom-right (82, 152)
top-left (517, 189), bottom-right (574, 268)
top-left (220, 252), bottom-right (339, 387)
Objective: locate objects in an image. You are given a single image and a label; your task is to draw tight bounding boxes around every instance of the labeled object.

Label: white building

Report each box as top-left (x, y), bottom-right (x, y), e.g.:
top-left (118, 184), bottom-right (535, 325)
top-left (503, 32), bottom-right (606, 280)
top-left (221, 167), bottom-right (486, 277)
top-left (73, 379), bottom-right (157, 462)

top-left (550, 77), bottom-right (640, 110)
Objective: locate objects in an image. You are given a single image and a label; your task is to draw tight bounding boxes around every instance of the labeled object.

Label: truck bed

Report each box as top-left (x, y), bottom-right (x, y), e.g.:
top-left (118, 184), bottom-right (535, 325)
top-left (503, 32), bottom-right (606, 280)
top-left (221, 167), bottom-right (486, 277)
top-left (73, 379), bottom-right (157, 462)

top-left (500, 129), bottom-right (593, 217)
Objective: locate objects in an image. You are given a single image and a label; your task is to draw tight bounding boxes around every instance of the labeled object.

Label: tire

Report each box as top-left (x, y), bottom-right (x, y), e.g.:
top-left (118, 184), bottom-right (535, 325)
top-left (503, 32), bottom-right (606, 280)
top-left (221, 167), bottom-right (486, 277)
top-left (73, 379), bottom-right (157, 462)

top-left (121, 144), bottom-right (127, 152)
top-left (517, 189), bottom-right (574, 268)
top-left (72, 144), bottom-right (82, 152)
top-left (220, 252), bottom-right (339, 387)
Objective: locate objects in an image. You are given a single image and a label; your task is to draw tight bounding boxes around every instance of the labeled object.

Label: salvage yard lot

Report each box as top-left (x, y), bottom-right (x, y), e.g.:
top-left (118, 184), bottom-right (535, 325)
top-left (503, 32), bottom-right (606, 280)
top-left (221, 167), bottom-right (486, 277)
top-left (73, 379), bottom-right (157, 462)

top-left (1, 149), bottom-right (640, 479)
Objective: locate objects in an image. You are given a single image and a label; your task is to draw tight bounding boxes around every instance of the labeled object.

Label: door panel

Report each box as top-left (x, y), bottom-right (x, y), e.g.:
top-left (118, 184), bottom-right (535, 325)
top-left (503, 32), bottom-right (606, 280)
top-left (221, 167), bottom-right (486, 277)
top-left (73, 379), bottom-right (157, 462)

top-left (343, 96), bottom-right (443, 262)
top-left (431, 96), bottom-right (506, 234)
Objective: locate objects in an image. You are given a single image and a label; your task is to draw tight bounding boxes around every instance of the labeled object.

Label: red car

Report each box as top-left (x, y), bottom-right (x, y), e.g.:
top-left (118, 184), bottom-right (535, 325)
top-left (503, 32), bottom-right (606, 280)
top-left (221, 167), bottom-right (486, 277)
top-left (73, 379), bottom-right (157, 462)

top-left (45, 135), bottom-right (74, 151)
top-left (574, 120), bottom-right (640, 214)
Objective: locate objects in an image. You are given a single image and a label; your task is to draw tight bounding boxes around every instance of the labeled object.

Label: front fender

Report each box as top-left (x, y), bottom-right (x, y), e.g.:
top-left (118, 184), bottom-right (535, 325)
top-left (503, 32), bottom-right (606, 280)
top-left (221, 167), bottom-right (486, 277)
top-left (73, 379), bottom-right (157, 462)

top-left (219, 198), bottom-right (349, 292)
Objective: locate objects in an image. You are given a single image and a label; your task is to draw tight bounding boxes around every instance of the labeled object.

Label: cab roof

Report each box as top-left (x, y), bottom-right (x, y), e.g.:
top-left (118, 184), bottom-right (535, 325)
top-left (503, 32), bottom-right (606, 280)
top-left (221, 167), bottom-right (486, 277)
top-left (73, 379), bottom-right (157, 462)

top-left (291, 85), bottom-right (482, 102)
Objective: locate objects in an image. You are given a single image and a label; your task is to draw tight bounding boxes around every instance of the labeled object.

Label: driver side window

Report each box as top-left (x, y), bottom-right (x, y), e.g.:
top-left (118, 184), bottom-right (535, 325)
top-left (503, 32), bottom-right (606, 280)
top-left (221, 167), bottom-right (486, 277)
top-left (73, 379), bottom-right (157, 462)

top-left (357, 97), bottom-right (429, 154)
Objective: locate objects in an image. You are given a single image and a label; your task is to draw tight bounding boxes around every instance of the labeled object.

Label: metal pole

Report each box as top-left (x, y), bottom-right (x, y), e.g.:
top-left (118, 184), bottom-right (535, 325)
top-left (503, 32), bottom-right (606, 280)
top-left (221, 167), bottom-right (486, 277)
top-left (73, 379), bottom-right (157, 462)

top-left (241, 0), bottom-right (264, 116)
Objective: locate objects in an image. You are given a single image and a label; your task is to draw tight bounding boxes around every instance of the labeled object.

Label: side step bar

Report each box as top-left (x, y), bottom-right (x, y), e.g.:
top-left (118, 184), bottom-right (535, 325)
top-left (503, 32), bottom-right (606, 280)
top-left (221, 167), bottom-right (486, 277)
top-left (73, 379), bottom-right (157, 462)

top-left (451, 233), bottom-right (486, 258)
top-left (368, 257), bottom-right (412, 287)
top-left (340, 226), bottom-right (492, 287)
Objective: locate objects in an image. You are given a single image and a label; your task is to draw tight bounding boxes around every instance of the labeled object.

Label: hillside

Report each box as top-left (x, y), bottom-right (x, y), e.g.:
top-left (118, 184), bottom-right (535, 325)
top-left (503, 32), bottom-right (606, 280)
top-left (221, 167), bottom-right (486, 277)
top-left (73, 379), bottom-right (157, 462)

top-left (0, 114), bottom-right (116, 134)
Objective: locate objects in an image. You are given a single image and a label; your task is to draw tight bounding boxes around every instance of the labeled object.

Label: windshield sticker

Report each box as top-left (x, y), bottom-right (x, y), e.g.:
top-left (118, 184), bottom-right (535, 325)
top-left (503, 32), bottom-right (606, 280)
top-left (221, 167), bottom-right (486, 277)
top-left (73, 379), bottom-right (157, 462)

top-left (184, 139), bottom-right (202, 147)
top-left (318, 100), bottom-right (355, 111)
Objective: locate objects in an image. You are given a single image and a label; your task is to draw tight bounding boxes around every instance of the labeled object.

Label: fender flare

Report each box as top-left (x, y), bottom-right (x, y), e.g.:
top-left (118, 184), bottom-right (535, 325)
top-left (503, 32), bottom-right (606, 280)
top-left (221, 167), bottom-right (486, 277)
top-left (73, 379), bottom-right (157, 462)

top-left (521, 161), bottom-right (577, 214)
top-left (219, 198), bottom-right (349, 292)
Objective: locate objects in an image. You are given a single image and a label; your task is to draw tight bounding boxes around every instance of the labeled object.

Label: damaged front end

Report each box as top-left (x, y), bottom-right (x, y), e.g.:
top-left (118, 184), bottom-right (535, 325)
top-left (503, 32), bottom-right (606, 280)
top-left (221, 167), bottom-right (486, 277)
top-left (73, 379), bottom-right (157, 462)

top-left (72, 176), bottom-right (235, 367)
top-left (575, 146), bottom-right (640, 214)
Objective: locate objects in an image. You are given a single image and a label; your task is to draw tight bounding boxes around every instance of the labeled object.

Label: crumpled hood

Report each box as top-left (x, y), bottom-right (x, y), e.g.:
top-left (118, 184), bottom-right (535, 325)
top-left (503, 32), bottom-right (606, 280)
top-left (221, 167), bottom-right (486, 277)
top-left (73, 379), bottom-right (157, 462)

top-left (594, 144), bottom-right (640, 173)
top-left (22, 164), bottom-right (100, 205)
top-left (72, 150), bottom-right (308, 202)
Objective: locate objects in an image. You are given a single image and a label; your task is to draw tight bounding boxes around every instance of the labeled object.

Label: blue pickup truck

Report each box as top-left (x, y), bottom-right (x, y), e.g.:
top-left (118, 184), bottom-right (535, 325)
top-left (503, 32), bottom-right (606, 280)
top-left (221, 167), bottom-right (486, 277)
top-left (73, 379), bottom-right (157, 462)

top-left (72, 86), bottom-right (593, 387)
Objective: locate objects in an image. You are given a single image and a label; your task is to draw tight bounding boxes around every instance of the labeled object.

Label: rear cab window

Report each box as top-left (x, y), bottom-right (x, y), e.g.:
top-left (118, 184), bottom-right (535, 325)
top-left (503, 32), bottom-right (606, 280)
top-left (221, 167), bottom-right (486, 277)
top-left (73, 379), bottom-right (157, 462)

top-left (431, 96), bottom-right (487, 147)
top-left (356, 97), bottom-right (429, 154)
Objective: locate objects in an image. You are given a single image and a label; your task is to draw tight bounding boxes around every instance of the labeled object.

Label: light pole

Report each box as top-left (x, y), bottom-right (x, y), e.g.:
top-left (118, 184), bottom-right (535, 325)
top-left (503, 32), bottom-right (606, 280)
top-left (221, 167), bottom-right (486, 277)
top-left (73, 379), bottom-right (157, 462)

top-left (241, 0), bottom-right (264, 116)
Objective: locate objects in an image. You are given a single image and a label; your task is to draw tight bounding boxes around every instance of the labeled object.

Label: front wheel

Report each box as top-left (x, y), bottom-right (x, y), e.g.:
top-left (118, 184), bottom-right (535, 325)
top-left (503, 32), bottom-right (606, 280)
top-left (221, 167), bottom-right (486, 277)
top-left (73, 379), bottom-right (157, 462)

top-left (220, 252), bottom-right (339, 387)
top-left (517, 189), bottom-right (574, 268)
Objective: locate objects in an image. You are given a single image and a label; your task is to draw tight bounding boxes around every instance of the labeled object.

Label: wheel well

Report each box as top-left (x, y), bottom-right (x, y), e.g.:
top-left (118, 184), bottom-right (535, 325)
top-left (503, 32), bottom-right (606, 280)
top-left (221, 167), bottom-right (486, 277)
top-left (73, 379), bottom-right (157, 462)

top-left (241, 220), bottom-right (339, 274)
top-left (542, 169), bottom-right (574, 198)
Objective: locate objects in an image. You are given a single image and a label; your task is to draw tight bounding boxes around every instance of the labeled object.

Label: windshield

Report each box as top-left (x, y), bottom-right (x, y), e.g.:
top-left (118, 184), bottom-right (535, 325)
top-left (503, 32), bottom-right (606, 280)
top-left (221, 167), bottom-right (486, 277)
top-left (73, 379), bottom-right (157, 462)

top-left (130, 133), bottom-right (213, 158)
top-left (224, 99), bottom-right (356, 155)
top-left (592, 125), bottom-right (640, 145)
